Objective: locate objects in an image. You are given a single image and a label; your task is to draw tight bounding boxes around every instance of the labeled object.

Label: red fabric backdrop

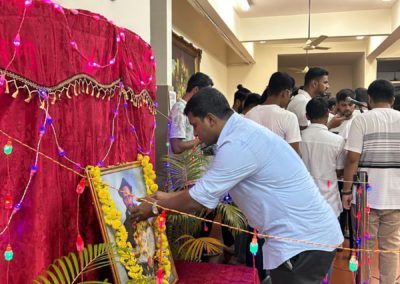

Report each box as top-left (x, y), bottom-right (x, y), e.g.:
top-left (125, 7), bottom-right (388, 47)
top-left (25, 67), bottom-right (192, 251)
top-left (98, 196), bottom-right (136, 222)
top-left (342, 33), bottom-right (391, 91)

top-left (0, 1), bottom-right (156, 282)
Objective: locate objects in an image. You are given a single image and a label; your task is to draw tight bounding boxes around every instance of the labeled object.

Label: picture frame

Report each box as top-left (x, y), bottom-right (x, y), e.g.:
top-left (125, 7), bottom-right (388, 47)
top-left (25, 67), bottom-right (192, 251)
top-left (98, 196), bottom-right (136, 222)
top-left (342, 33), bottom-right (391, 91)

top-left (87, 162), bottom-right (178, 283)
top-left (172, 32), bottom-right (202, 100)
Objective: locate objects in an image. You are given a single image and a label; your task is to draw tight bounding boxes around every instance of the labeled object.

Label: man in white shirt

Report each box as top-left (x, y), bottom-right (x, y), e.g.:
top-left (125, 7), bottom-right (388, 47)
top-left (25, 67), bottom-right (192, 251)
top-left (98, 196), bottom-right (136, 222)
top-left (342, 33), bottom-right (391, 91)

top-left (168, 72), bottom-right (213, 154)
top-left (132, 87), bottom-right (343, 284)
top-left (301, 97), bottom-right (345, 218)
top-left (328, 89), bottom-right (357, 140)
top-left (246, 72), bottom-right (301, 155)
top-left (342, 80), bottom-right (400, 284)
top-left (287, 67), bottom-right (330, 129)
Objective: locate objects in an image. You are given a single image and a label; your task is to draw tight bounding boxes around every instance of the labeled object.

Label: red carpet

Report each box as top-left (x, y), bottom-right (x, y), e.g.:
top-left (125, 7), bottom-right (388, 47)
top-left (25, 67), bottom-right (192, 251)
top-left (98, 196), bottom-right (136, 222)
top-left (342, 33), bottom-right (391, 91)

top-left (175, 261), bottom-right (260, 283)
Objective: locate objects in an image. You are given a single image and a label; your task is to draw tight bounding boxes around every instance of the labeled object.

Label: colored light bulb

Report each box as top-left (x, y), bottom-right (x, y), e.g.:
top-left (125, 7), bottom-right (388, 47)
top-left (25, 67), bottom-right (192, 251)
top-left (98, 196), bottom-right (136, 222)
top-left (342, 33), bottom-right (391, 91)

top-left (39, 88), bottom-right (48, 99)
top-left (39, 126), bottom-right (46, 135)
top-left (364, 233), bottom-right (371, 240)
top-left (31, 165), bottom-right (38, 174)
top-left (165, 142), bottom-right (170, 148)
top-left (4, 140), bottom-right (13, 155)
top-left (150, 55), bottom-right (155, 60)
top-left (109, 58), bottom-right (116, 65)
top-left (123, 102), bottom-right (128, 108)
top-left (76, 178), bottom-right (85, 194)
top-left (70, 41), bottom-right (78, 49)
top-left (97, 161), bottom-right (104, 167)
top-left (24, 0), bottom-right (32, 6)
top-left (327, 180), bottom-right (331, 188)
top-left (349, 255), bottom-right (358, 272)
top-left (366, 206), bottom-right (370, 214)
top-left (13, 34), bottom-right (21, 47)
top-left (5, 195), bottom-right (13, 209)
top-left (356, 211), bottom-right (361, 220)
top-left (131, 127), bottom-right (136, 132)
top-left (249, 237), bottom-right (259, 255)
top-left (4, 244), bottom-right (13, 261)
top-left (128, 62), bottom-right (133, 70)
top-left (0, 74), bottom-right (5, 86)
top-left (156, 268), bottom-right (164, 284)
top-left (13, 203), bottom-right (21, 213)
top-left (366, 183), bottom-right (372, 191)
top-left (58, 148), bottom-right (65, 157)
top-left (46, 117), bottom-right (53, 124)
top-left (357, 186), bottom-right (362, 194)
top-left (76, 234), bottom-right (84, 252)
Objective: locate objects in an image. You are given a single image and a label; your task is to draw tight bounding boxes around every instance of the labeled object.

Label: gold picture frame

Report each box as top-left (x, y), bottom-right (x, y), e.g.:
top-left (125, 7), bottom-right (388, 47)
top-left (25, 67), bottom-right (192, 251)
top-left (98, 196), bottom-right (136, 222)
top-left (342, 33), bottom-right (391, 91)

top-left (87, 162), bottom-right (178, 283)
top-left (172, 32), bottom-right (202, 100)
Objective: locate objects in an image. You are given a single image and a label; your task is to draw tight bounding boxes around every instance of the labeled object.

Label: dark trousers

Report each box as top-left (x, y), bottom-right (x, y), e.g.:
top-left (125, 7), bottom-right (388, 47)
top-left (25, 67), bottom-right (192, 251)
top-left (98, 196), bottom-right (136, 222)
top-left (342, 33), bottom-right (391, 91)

top-left (270, 250), bottom-right (336, 284)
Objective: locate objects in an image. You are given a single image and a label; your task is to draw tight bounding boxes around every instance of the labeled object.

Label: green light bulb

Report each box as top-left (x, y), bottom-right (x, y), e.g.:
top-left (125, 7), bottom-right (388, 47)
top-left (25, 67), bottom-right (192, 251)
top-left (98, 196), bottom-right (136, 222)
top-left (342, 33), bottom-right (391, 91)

top-left (3, 144), bottom-right (12, 155)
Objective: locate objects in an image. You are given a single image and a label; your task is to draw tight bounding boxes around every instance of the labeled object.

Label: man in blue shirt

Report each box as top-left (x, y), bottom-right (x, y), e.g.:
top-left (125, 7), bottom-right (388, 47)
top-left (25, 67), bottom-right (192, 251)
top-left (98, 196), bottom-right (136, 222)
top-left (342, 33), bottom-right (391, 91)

top-left (132, 87), bottom-right (343, 284)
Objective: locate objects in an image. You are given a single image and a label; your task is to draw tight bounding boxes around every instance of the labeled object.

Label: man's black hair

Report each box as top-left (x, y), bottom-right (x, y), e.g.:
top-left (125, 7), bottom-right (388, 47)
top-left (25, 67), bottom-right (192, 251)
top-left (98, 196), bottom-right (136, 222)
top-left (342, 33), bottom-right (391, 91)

top-left (243, 93), bottom-right (261, 110)
top-left (186, 72), bottom-right (214, 93)
top-left (260, 72), bottom-right (295, 103)
top-left (306, 97), bottom-right (329, 120)
top-left (304, 67), bottom-right (329, 86)
top-left (118, 178), bottom-right (132, 197)
top-left (328, 96), bottom-right (336, 110)
top-left (184, 87), bottom-right (233, 120)
top-left (355, 87), bottom-right (368, 103)
top-left (367, 79), bottom-right (395, 104)
top-left (336, 89), bottom-right (355, 103)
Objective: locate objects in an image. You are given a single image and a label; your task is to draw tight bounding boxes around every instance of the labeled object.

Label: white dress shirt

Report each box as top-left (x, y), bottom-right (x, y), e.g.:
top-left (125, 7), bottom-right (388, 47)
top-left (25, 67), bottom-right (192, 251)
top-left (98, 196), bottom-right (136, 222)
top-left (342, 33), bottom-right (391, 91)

top-left (189, 113), bottom-right (343, 269)
top-left (301, 123), bottom-right (346, 216)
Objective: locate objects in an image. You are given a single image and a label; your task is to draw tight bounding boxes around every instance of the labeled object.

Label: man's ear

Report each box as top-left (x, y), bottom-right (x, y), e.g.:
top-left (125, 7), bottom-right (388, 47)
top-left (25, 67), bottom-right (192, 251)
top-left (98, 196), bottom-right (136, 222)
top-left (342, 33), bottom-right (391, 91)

top-left (206, 113), bottom-right (217, 126)
top-left (192, 86), bottom-right (200, 94)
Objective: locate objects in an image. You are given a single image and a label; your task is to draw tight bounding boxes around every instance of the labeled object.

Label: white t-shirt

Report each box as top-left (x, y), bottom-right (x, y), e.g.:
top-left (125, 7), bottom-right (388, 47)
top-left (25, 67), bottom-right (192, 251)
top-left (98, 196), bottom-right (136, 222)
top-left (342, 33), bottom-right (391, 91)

top-left (345, 108), bottom-right (400, 209)
top-left (287, 89), bottom-right (312, 127)
top-left (301, 124), bottom-right (346, 216)
top-left (245, 104), bottom-right (301, 143)
top-left (168, 99), bottom-right (194, 141)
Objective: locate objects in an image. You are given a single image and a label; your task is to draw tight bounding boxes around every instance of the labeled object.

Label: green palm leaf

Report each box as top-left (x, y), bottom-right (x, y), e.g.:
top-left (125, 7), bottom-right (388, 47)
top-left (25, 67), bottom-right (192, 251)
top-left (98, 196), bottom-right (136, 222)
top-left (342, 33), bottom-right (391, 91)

top-left (176, 235), bottom-right (225, 262)
top-left (34, 243), bottom-right (115, 284)
top-left (215, 203), bottom-right (248, 235)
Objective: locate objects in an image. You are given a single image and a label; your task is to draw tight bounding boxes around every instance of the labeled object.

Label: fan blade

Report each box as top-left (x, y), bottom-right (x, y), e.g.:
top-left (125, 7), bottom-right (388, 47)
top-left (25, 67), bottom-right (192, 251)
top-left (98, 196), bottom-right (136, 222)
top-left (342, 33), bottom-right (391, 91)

top-left (309, 35), bottom-right (328, 46)
top-left (314, 46), bottom-right (331, 50)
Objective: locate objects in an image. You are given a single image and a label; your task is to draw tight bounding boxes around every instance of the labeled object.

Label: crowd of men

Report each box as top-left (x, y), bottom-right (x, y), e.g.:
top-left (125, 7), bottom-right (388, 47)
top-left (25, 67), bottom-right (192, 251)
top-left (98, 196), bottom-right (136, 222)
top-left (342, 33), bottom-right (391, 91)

top-left (131, 68), bottom-right (400, 284)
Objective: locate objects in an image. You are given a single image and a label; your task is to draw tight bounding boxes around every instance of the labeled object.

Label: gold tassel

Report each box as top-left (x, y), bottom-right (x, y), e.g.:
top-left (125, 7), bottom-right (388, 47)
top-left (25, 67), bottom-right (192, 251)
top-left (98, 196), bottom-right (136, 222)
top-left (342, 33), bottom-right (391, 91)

top-left (86, 83), bottom-right (89, 94)
top-left (51, 94), bottom-right (57, 104)
top-left (74, 83), bottom-right (78, 96)
top-left (11, 88), bottom-right (19, 98)
top-left (24, 90), bottom-right (33, 103)
top-left (66, 88), bottom-right (72, 99)
top-left (5, 80), bottom-right (9, 94)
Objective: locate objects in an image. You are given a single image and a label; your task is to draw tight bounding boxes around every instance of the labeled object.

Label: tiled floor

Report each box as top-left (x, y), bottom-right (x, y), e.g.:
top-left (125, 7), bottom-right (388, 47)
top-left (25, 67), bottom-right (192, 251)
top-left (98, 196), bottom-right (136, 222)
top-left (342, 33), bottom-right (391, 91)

top-left (331, 240), bottom-right (400, 284)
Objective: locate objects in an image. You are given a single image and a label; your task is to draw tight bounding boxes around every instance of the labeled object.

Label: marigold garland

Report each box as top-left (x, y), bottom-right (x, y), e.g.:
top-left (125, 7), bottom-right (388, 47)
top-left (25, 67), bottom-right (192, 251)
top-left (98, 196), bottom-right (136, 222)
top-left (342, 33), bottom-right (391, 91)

top-left (87, 155), bottom-right (172, 283)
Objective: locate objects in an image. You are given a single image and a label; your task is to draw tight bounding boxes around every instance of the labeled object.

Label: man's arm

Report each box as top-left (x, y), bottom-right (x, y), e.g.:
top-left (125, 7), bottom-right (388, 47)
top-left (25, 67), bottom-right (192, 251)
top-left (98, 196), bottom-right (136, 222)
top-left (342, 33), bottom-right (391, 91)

top-left (130, 190), bottom-right (205, 222)
top-left (170, 138), bottom-right (200, 154)
top-left (342, 151), bottom-right (360, 209)
top-left (289, 142), bottom-right (302, 157)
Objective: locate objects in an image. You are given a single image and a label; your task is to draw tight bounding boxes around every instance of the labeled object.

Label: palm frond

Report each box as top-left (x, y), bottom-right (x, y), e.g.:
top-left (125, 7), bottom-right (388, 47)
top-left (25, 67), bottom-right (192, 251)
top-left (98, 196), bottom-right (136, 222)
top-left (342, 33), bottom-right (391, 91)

top-left (215, 203), bottom-right (248, 235)
top-left (34, 243), bottom-right (114, 284)
top-left (159, 148), bottom-right (208, 191)
top-left (176, 235), bottom-right (225, 262)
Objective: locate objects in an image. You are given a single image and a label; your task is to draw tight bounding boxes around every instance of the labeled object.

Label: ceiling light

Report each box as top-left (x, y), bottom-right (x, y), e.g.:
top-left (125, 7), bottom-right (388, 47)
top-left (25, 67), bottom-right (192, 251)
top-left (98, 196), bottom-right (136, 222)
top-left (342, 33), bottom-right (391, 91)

top-left (259, 41), bottom-right (267, 44)
top-left (356, 36), bottom-right (365, 40)
top-left (382, 0), bottom-right (392, 2)
top-left (236, 0), bottom-right (250, 11)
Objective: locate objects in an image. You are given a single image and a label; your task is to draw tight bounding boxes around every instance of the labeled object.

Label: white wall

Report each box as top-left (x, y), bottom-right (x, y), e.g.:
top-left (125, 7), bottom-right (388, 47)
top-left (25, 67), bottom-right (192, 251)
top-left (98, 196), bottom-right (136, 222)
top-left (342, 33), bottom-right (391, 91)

top-left (56, 0), bottom-right (151, 43)
top-left (172, 0), bottom-right (229, 100)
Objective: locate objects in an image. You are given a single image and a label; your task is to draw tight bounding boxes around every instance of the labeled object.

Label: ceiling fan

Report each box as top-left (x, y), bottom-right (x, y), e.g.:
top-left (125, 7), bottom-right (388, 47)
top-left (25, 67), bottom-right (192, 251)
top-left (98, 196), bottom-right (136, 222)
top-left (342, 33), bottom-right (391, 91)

top-left (303, 0), bottom-right (330, 51)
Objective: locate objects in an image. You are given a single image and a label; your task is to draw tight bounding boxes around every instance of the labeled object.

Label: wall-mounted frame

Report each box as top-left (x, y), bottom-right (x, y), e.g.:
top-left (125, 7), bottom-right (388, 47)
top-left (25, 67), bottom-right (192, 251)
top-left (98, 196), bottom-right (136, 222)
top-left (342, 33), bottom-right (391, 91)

top-left (172, 32), bottom-right (202, 100)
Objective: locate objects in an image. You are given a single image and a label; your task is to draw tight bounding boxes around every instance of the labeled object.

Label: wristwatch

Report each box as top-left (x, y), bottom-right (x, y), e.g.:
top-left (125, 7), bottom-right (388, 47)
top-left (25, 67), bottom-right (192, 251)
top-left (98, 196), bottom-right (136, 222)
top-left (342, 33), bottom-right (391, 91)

top-left (152, 200), bottom-right (160, 215)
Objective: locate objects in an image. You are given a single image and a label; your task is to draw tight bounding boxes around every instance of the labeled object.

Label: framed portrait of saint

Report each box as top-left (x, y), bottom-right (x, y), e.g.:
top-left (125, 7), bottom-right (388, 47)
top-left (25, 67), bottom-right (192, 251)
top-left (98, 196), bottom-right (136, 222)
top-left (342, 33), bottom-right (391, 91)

top-left (87, 162), bottom-right (178, 283)
top-left (172, 32), bottom-right (202, 100)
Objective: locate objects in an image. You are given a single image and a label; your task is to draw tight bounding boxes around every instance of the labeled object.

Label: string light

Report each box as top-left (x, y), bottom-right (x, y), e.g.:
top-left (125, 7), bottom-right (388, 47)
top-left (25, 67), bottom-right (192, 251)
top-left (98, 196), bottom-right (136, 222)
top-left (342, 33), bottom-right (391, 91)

top-left (5, 195), bottom-right (13, 210)
top-left (13, 34), bottom-right (21, 47)
top-left (349, 254), bottom-right (358, 272)
top-left (3, 140), bottom-right (13, 155)
top-left (76, 234), bottom-right (84, 252)
top-left (4, 244), bottom-right (13, 261)
top-left (76, 178), bottom-right (85, 194)
top-left (249, 229), bottom-right (258, 255)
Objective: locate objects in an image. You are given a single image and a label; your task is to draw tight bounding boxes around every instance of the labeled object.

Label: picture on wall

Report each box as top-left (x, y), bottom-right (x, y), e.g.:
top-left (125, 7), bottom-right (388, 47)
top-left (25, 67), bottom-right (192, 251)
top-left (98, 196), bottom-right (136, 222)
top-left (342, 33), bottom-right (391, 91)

top-left (87, 162), bottom-right (178, 283)
top-left (172, 32), bottom-right (202, 100)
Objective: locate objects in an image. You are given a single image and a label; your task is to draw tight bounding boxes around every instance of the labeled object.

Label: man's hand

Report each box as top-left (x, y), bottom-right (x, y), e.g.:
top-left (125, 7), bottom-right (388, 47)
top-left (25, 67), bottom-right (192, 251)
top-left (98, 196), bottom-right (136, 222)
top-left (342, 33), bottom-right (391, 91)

top-left (129, 196), bottom-right (155, 223)
top-left (327, 114), bottom-right (347, 129)
top-left (342, 195), bottom-right (352, 210)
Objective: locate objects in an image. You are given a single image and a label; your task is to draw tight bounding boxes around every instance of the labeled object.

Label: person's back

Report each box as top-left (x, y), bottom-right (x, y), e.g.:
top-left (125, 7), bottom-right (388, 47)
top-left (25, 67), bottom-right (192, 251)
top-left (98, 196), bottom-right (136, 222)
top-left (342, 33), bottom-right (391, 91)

top-left (197, 112), bottom-right (343, 269)
top-left (300, 98), bottom-right (345, 217)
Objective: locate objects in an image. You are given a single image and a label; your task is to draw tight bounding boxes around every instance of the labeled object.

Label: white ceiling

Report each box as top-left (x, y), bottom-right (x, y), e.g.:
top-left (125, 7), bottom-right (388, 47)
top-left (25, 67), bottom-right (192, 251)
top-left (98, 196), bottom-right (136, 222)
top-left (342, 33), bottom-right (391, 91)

top-left (237, 0), bottom-right (396, 17)
top-left (278, 52), bottom-right (364, 67)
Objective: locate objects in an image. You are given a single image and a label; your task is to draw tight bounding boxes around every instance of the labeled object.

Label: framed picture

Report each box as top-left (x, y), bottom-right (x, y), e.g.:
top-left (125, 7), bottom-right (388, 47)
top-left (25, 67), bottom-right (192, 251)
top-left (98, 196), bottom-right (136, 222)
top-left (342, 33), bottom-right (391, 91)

top-left (87, 162), bottom-right (178, 283)
top-left (172, 32), bottom-right (202, 100)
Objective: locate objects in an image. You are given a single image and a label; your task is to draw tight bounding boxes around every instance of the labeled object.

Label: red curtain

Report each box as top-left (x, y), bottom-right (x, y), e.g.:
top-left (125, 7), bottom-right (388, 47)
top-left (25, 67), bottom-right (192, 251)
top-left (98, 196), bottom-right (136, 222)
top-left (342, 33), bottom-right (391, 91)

top-left (0, 1), bottom-right (156, 282)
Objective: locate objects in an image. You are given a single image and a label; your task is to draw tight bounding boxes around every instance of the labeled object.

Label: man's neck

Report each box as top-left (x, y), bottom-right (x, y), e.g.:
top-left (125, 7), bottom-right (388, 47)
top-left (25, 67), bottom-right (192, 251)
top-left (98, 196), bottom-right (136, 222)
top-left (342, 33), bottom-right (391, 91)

top-left (303, 87), bottom-right (315, 97)
top-left (310, 119), bottom-right (327, 125)
top-left (264, 96), bottom-right (281, 107)
top-left (182, 92), bottom-right (193, 102)
top-left (371, 102), bottom-right (392, 109)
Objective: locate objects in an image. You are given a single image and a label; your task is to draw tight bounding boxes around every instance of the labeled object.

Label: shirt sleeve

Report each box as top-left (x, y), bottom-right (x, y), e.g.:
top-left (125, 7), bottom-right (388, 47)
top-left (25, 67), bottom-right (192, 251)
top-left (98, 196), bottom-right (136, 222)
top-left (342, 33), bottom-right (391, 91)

top-left (169, 103), bottom-right (187, 139)
top-left (189, 141), bottom-right (257, 209)
top-left (285, 112), bottom-right (302, 143)
top-left (345, 116), bottom-right (364, 154)
top-left (336, 138), bottom-right (346, 170)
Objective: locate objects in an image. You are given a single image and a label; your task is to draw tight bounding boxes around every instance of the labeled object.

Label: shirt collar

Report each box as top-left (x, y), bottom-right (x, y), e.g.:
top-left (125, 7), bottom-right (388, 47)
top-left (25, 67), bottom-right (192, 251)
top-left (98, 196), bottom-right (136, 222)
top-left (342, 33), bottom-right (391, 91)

top-left (178, 98), bottom-right (187, 105)
top-left (307, 123), bottom-right (328, 130)
top-left (216, 113), bottom-right (239, 148)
